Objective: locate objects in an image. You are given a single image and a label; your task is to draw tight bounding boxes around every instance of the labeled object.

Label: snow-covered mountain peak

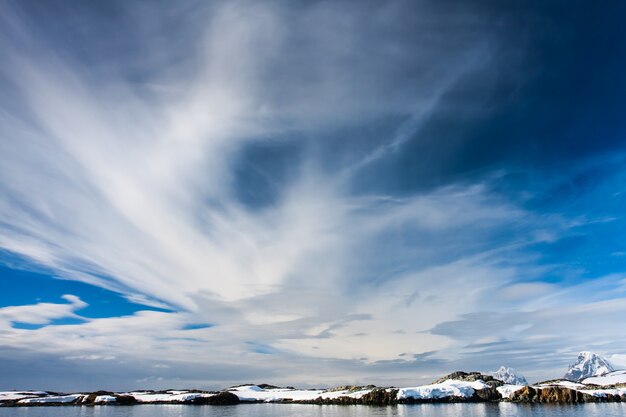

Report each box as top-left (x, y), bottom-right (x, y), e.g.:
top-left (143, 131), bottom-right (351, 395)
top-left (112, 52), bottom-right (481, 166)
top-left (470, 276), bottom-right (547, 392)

top-left (491, 366), bottom-right (528, 385)
top-left (563, 351), bottom-right (615, 381)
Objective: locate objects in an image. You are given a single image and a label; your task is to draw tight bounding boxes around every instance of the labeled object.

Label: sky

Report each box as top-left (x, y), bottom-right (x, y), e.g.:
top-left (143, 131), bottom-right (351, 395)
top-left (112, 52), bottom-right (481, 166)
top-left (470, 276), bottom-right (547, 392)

top-left (1, 0), bottom-right (626, 392)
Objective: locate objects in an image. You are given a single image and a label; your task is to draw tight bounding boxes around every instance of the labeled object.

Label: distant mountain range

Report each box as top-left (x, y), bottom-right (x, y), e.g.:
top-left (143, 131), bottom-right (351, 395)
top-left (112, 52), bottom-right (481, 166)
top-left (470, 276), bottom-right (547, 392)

top-left (1, 352), bottom-right (625, 407)
top-left (491, 366), bottom-right (528, 385)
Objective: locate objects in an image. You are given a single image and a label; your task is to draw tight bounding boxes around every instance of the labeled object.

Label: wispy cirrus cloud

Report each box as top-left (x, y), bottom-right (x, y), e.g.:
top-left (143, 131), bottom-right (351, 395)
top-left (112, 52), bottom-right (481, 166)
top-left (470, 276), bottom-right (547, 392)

top-left (0, 0), bottom-right (509, 309)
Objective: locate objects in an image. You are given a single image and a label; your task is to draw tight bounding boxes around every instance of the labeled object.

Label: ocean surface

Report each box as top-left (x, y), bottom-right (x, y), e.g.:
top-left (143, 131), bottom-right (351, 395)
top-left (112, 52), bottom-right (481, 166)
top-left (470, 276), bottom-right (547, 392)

top-left (1, 403), bottom-right (625, 417)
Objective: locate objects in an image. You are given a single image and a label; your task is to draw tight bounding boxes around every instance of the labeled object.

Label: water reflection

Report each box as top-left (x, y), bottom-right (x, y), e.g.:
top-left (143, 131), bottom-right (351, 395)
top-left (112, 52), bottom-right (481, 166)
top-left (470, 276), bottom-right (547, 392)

top-left (1, 403), bottom-right (625, 417)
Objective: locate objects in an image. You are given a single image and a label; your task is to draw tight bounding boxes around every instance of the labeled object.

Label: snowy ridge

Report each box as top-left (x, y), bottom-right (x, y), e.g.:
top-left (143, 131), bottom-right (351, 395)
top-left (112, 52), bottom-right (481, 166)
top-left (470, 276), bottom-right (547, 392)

top-left (93, 395), bottom-right (116, 404)
top-left (530, 381), bottom-right (626, 399)
top-left (578, 387), bottom-right (626, 398)
top-left (537, 380), bottom-right (585, 389)
top-left (0, 381), bottom-right (497, 406)
top-left (229, 386), bottom-right (326, 402)
top-left (564, 352), bottom-right (614, 381)
top-left (496, 385), bottom-right (526, 398)
top-left (582, 370), bottom-right (626, 386)
top-left (0, 392), bottom-right (47, 402)
top-left (2, 351), bottom-right (626, 407)
top-left (127, 391), bottom-right (214, 403)
top-left (18, 394), bottom-right (83, 404)
top-left (231, 380), bottom-right (499, 403)
top-left (491, 366), bottom-right (528, 385)
top-left (397, 379), bottom-right (488, 400)
top-left (229, 385), bottom-right (371, 402)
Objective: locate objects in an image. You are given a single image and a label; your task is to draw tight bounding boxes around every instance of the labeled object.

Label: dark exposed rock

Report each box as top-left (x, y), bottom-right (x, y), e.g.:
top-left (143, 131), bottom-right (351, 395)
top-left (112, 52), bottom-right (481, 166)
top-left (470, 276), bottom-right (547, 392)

top-left (325, 385), bottom-right (377, 393)
top-left (257, 384), bottom-right (297, 390)
top-left (83, 391), bottom-right (116, 404)
top-left (229, 383), bottom-right (295, 390)
top-left (426, 371), bottom-right (503, 402)
top-left (4, 368), bottom-right (625, 407)
top-left (508, 386), bottom-right (620, 403)
top-left (472, 381), bottom-right (502, 402)
top-left (432, 372), bottom-right (503, 386)
top-left (296, 390), bottom-right (397, 406)
top-left (360, 388), bottom-right (398, 405)
top-left (116, 395), bottom-right (138, 405)
top-left (194, 391), bottom-right (240, 405)
top-left (535, 379), bottom-right (571, 385)
top-left (397, 386), bottom-right (501, 404)
top-left (312, 396), bottom-right (359, 405)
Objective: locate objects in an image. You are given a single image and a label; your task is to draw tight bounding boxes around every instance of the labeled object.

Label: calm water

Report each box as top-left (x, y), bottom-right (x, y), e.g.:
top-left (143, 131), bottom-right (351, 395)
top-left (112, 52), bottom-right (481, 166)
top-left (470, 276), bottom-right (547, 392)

top-left (1, 403), bottom-right (626, 417)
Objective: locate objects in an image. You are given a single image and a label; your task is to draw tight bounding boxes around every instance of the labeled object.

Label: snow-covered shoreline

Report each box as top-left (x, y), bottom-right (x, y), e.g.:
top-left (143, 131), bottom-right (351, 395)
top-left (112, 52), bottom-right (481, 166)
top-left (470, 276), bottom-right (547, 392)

top-left (2, 375), bottom-right (625, 406)
top-left (3, 353), bottom-right (626, 407)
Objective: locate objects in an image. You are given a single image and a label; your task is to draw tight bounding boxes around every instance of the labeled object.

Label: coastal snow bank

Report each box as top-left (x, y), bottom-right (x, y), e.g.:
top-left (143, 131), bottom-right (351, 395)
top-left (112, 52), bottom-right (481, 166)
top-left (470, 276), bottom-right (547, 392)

top-left (496, 384), bottom-right (526, 398)
top-left (18, 394), bottom-right (83, 404)
top-left (0, 392), bottom-right (47, 401)
top-left (582, 370), bottom-right (626, 386)
top-left (122, 391), bottom-right (215, 403)
top-left (397, 379), bottom-right (488, 400)
top-left (228, 385), bottom-right (371, 402)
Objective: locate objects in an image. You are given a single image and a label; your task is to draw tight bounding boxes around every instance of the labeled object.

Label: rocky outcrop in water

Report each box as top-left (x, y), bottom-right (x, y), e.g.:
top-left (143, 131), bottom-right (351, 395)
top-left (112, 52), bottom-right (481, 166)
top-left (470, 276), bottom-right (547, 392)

top-left (427, 371), bottom-right (503, 402)
top-left (115, 395), bottom-right (138, 405)
top-left (360, 388), bottom-right (398, 405)
top-left (431, 371), bottom-right (503, 385)
top-left (3, 358), bottom-right (626, 407)
top-left (295, 389), bottom-right (398, 406)
top-left (509, 386), bottom-right (622, 403)
top-left (193, 392), bottom-right (240, 405)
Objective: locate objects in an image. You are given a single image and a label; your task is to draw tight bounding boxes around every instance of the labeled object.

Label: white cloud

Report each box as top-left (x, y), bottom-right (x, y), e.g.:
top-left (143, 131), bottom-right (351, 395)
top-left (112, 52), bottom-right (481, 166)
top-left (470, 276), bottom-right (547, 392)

top-left (0, 295), bottom-right (86, 327)
top-left (0, 0), bottom-right (512, 311)
top-left (65, 354), bottom-right (116, 361)
top-left (0, 0), bottom-right (624, 390)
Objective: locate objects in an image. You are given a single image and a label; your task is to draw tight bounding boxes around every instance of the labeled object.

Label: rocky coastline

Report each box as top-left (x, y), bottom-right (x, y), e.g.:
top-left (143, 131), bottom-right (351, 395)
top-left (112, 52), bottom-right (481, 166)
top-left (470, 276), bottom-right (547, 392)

top-left (2, 370), bottom-right (626, 407)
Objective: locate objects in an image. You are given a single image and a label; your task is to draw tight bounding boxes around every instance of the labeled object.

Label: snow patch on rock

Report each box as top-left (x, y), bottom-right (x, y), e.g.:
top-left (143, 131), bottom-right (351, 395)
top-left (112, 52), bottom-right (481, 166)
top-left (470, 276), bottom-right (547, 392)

top-left (0, 391), bottom-right (47, 401)
top-left (496, 384), bottom-right (526, 398)
top-left (581, 370), bottom-right (626, 386)
top-left (397, 379), bottom-right (488, 400)
top-left (18, 394), bottom-right (83, 404)
top-left (128, 392), bottom-right (214, 403)
top-left (229, 385), bottom-right (372, 402)
top-left (94, 395), bottom-right (117, 403)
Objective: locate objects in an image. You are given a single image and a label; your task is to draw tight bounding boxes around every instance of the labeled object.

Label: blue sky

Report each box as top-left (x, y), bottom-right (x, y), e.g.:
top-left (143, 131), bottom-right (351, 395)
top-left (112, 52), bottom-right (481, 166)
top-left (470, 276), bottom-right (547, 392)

top-left (1, 0), bottom-right (626, 391)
